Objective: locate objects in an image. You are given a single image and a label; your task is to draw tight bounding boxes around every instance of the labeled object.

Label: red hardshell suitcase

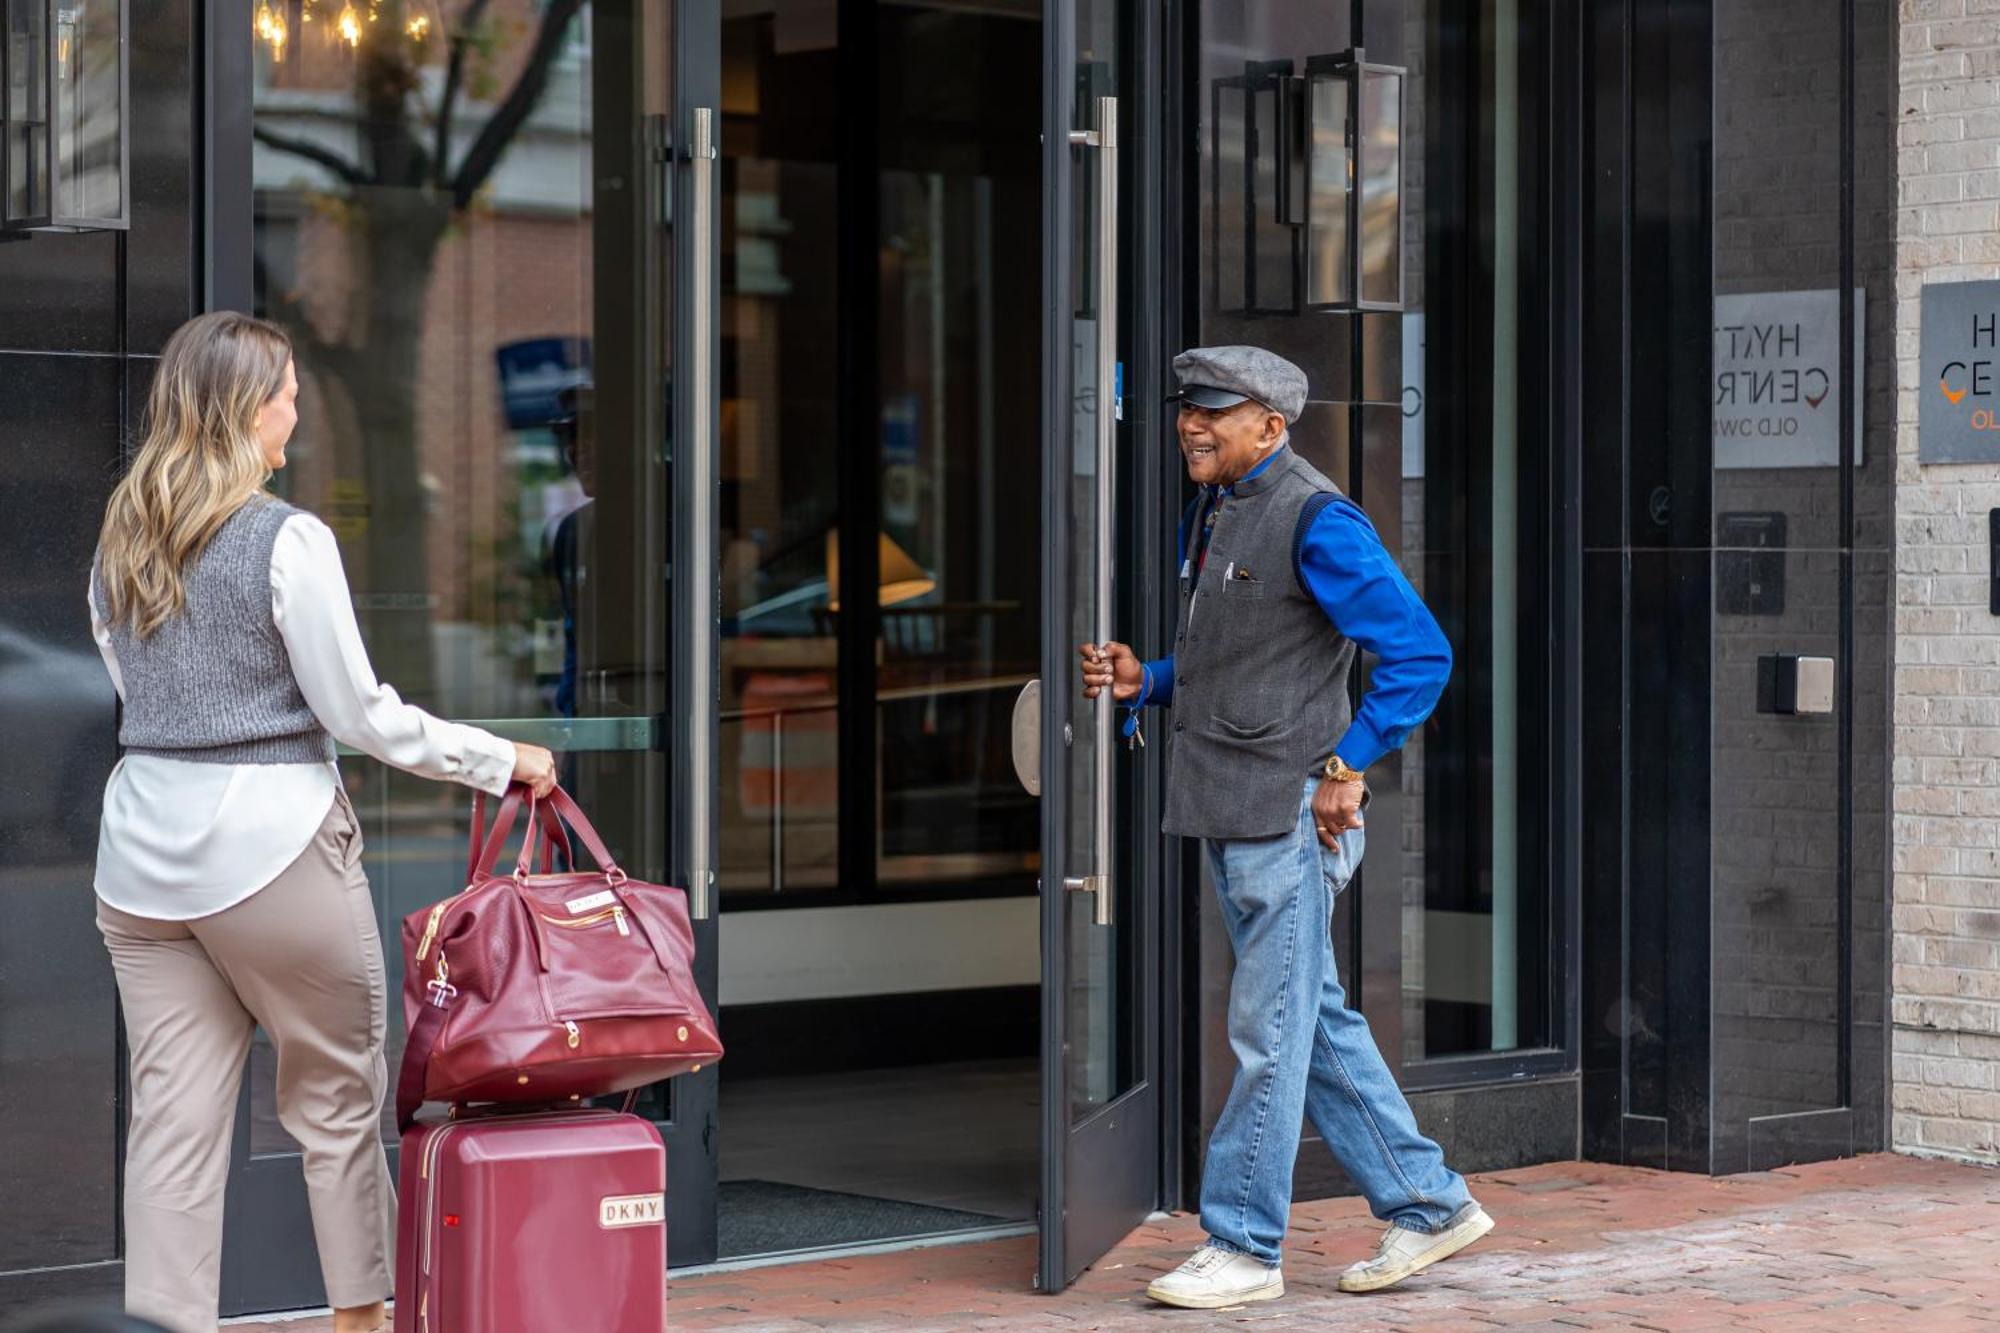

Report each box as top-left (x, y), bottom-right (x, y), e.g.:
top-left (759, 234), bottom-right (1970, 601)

top-left (394, 1108), bottom-right (665, 1333)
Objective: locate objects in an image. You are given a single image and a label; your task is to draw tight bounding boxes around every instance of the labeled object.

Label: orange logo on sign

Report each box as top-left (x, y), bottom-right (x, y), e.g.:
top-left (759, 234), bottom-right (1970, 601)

top-left (1942, 378), bottom-right (1969, 405)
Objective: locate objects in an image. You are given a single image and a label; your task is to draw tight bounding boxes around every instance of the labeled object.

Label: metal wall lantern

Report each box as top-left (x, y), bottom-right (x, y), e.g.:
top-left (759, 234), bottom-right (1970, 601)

top-left (3, 0), bottom-right (128, 233)
top-left (1211, 47), bottom-right (1404, 317)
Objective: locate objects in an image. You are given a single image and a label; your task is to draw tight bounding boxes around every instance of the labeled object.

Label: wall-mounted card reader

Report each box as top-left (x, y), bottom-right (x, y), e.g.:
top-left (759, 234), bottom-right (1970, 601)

top-left (1756, 654), bottom-right (1835, 715)
top-left (1990, 508), bottom-right (1999, 615)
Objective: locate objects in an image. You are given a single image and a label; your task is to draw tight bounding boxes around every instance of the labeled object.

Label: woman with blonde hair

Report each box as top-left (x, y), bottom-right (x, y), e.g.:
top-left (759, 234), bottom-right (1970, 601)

top-left (90, 311), bottom-right (557, 1333)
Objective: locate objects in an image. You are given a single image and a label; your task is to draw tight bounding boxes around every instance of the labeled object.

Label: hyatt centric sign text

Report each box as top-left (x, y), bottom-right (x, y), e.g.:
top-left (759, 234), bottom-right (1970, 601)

top-left (1713, 289), bottom-right (1863, 469)
top-left (1921, 278), bottom-right (2000, 463)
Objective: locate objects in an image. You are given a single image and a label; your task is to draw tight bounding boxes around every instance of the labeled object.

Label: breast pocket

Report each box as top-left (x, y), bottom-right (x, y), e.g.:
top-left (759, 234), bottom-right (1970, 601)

top-left (1218, 575), bottom-right (1267, 600)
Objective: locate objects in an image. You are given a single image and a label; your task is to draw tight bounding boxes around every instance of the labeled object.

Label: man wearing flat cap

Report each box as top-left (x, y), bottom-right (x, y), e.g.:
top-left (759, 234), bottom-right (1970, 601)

top-left (1079, 345), bottom-right (1492, 1309)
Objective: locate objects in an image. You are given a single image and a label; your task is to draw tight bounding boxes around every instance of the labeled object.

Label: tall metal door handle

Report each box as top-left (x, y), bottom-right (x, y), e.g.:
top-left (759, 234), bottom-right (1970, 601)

top-left (1067, 96), bottom-right (1117, 929)
top-left (687, 107), bottom-right (718, 920)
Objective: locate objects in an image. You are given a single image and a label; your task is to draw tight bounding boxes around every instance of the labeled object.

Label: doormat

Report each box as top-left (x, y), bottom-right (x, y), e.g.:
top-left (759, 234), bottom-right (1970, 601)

top-left (716, 1179), bottom-right (1007, 1258)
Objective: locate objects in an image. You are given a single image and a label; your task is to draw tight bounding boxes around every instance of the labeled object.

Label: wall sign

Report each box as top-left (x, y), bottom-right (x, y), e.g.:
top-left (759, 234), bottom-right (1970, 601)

top-left (1920, 278), bottom-right (2000, 464)
top-left (1712, 289), bottom-right (1863, 469)
top-left (494, 337), bottom-right (591, 431)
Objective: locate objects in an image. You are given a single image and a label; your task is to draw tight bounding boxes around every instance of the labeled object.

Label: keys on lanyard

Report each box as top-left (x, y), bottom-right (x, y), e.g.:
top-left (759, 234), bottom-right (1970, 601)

top-left (1121, 708), bottom-right (1145, 752)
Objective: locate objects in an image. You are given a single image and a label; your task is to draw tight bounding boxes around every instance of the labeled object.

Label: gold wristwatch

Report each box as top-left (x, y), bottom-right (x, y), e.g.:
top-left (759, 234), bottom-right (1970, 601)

top-left (1323, 754), bottom-right (1366, 785)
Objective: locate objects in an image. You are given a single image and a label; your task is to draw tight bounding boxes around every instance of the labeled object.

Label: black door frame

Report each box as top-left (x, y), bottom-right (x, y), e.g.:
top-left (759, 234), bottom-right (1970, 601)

top-left (663, 0), bottom-right (723, 1271)
top-left (1037, 0), bottom-right (1169, 1292)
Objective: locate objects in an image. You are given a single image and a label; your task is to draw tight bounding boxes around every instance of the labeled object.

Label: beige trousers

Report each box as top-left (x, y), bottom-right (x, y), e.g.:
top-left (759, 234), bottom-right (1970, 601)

top-left (97, 789), bottom-right (395, 1333)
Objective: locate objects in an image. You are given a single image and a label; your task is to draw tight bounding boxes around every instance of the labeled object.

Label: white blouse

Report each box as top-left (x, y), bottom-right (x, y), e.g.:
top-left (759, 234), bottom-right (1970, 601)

top-left (91, 512), bottom-right (516, 920)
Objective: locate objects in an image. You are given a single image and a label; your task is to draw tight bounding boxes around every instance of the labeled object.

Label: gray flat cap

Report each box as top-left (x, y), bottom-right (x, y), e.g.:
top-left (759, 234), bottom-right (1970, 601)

top-left (1171, 345), bottom-right (1308, 424)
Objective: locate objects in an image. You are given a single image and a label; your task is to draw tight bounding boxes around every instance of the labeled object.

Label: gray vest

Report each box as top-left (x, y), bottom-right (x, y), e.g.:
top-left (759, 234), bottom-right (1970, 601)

top-left (96, 496), bottom-right (336, 765)
top-left (1162, 449), bottom-right (1354, 840)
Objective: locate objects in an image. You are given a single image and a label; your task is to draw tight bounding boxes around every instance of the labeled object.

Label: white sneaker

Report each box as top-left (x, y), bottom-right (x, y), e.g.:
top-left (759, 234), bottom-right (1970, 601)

top-left (1338, 1201), bottom-right (1494, 1293)
top-left (1145, 1243), bottom-right (1285, 1309)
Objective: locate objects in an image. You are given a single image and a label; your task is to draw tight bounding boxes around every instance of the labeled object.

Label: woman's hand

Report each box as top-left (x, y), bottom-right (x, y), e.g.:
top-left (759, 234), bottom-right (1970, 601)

top-left (511, 743), bottom-right (559, 798)
top-left (1079, 641), bottom-right (1144, 701)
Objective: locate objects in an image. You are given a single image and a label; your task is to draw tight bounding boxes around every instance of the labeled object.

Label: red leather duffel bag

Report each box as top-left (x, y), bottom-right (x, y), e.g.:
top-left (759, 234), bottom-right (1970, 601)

top-left (395, 784), bottom-right (721, 1130)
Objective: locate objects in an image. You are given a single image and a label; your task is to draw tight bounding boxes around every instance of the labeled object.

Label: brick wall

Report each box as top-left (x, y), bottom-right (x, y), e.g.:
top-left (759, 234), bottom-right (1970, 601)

top-left (1892, 3), bottom-right (2000, 1166)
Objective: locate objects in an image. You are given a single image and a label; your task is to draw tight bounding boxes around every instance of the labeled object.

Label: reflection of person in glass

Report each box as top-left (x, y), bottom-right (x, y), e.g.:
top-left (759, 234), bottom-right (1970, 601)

top-left (88, 313), bottom-right (557, 1333)
top-left (1079, 346), bottom-right (1491, 1309)
top-left (544, 383), bottom-right (595, 724)
top-left (542, 384), bottom-right (597, 802)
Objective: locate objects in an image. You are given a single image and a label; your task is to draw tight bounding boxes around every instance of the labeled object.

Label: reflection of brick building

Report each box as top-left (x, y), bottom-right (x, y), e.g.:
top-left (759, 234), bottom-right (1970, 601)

top-left (253, 3), bottom-right (595, 633)
top-left (268, 207), bottom-right (593, 621)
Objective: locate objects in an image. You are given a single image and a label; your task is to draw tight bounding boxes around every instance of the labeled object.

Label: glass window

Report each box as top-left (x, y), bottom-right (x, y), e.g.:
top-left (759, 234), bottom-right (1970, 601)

top-left (715, 3), bottom-right (1041, 911)
top-left (6, 0), bottom-right (52, 221)
top-left (54, 0), bottom-right (122, 222)
top-left (1195, 3), bottom-right (1555, 1066)
top-left (1708, 0), bottom-right (1872, 1153)
top-left (1399, 0), bottom-right (1552, 1062)
top-left (249, 0), bottom-right (669, 1148)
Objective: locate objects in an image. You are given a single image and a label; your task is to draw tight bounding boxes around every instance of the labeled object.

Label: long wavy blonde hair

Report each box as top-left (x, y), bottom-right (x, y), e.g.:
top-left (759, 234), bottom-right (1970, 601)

top-left (98, 312), bottom-right (292, 638)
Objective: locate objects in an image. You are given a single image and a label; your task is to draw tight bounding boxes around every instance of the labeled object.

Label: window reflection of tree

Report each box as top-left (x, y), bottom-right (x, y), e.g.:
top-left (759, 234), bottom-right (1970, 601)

top-left (252, 0), bottom-right (589, 694)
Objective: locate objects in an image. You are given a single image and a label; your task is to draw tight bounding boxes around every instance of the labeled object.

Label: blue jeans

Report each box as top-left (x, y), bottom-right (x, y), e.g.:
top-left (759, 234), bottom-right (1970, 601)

top-left (1199, 778), bottom-right (1471, 1265)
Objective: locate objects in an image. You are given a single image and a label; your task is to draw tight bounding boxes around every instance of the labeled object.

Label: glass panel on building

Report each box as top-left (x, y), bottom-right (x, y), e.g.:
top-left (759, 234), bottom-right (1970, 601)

top-left (54, 0), bottom-right (122, 222)
top-left (710, 0), bottom-right (1043, 1257)
top-left (1707, 0), bottom-right (1873, 1167)
top-left (250, 0), bottom-right (669, 1150)
top-left (1397, 0), bottom-right (1550, 1062)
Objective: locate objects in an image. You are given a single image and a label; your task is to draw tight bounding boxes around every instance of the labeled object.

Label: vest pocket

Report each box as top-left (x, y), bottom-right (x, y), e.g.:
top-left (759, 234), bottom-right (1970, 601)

top-left (1210, 713), bottom-right (1284, 742)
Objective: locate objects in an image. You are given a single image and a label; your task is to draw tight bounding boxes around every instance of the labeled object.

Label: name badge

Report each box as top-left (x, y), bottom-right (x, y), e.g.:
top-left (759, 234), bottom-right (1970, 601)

top-left (565, 889), bottom-right (617, 916)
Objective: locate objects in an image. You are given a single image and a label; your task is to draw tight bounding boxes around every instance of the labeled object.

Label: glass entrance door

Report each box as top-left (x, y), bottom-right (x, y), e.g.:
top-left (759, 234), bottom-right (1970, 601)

top-left (704, 0), bottom-right (1044, 1267)
top-left (228, 0), bottom-right (1158, 1306)
top-left (229, 0), bottom-right (718, 1308)
top-left (1036, 0), bottom-right (1159, 1293)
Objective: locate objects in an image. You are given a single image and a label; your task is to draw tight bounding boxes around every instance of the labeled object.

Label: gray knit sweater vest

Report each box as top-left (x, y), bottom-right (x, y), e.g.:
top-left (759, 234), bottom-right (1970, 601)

top-left (95, 495), bottom-right (336, 765)
top-left (1160, 449), bottom-right (1356, 840)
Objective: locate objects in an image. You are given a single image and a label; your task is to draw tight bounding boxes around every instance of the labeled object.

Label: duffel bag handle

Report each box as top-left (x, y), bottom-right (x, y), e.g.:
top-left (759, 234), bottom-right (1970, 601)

top-left (470, 787), bottom-right (574, 884)
top-left (511, 784), bottom-right (624, 882)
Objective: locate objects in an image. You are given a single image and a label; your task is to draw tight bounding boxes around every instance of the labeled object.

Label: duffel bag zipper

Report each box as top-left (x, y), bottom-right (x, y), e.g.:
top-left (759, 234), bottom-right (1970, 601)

top-left (415, 902), bottom-right (448, 960)
top-left (539, 905), bottom-right (630, 936)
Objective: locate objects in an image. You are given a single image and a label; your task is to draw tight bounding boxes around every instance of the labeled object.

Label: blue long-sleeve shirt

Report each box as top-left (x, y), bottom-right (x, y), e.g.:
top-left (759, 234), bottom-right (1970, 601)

top-left (1137, 449), bottom-right (1451, 772)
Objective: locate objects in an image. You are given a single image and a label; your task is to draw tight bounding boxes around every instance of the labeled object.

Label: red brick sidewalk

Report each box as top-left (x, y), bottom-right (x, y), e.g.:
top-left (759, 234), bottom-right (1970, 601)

top-left (223, 1153), bottom-right (1997, 1331)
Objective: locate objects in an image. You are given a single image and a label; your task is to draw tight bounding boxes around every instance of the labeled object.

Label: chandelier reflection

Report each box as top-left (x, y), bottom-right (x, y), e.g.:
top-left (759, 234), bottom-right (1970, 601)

top-left (254, 0), bottom-right (437, 62)
top-left (253, 3), bottom-right (288, 60)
